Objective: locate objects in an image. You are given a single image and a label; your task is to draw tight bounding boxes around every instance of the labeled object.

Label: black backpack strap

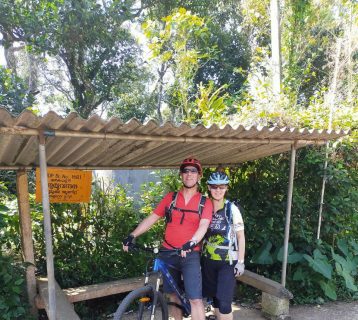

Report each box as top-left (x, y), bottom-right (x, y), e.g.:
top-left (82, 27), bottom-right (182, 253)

top-left (198, 195), bottom-right (207, 218)
top-left (167, 193), bottom-right (207, 224)
top-left (225, 200), bottom-right (232, 224)
top-left (165, 192), bottom-right (178, 223)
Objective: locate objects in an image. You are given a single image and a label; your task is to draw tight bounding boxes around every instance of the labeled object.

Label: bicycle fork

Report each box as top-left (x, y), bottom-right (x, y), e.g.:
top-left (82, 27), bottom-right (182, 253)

top-left (143, 270), bottom-right (162, 320)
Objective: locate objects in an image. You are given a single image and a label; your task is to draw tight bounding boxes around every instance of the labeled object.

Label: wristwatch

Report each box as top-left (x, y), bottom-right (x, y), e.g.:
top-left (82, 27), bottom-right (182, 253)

top-left (238, 259), bottom-right (244, 264)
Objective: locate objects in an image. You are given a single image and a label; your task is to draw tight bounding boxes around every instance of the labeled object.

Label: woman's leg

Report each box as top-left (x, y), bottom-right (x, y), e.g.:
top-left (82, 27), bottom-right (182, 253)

top-left (168, 292), bottom-right (183, 320)
top-left (215, 262), bottom-right (236, 319)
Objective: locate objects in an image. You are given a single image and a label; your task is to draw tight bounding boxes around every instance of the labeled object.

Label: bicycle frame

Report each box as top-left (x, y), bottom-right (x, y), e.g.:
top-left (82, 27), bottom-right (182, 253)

top-left (145, 257), bottom-right (191, 316)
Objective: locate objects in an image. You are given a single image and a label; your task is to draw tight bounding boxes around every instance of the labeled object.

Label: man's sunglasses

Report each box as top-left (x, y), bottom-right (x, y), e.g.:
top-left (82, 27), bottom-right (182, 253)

top-left (181, 168), bottom-right (199, 174)
top-left (209, 185), bottom-right (227, 190)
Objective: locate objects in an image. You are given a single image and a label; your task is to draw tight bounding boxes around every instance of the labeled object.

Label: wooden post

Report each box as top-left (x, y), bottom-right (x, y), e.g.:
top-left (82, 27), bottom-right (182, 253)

top-left (16, 170), bottom-right (38, 317)
top-left (281, 144), bottom-right (296, 287)
top-left (38, 133), bottom-right (56, 319)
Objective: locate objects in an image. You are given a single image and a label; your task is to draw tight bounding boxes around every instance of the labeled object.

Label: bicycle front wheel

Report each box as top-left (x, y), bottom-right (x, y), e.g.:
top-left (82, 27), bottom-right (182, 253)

top-left (113, 286), bottom-right (168, 320)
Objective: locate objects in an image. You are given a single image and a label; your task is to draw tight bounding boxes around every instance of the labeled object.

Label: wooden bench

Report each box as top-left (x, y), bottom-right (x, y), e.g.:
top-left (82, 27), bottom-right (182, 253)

top-left (37, 278), bottom-right (80, 320)
top-left (35, 276), bottom-right (145, 309)
top-left (36, 271), bottom-right (293, 319)
top-left (237, 270), bottom-right (293, 319)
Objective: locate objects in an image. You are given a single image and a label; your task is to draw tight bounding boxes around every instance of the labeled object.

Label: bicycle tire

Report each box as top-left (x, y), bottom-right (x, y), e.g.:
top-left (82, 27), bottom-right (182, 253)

top-left (113, 286), bottom-right (168, 320)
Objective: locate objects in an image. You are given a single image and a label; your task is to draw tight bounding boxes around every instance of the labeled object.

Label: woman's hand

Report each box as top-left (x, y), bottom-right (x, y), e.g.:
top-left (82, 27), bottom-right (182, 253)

top-left (234, 261), bottom-right (245, 277)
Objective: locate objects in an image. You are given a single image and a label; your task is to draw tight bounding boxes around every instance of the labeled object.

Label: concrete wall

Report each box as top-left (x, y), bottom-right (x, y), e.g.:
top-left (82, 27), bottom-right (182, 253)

top-left (93, 169), bottom-right (161, 198)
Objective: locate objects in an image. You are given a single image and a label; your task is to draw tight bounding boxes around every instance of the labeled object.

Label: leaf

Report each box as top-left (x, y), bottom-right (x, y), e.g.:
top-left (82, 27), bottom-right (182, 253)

top-left (292, 266), bottom-right (306, 281)
top-left (276, 243), bottom-right (303, 263)
top-left (337, 239), bottom-right (349, 257)
top-left (349, 239), bottom-right (358, 255)
top-left (0, 204), bottom-right (9, 212)
top-left (250, 241), bottom-right (273, 264)
top-left (335, 262), bottom-right (358, 291)
top-left (319, 280), bottom-right (337, 300)
top-left (303, 254), bottom-right (332, 279)
top-left (332, 249), bottom-right (357, 274)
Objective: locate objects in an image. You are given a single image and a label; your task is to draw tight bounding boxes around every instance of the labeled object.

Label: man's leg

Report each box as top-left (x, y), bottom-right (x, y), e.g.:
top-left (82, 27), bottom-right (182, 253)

top-left (189, 298), bottom-right (206, 320)
top-left (168, 292), bottom-right (183, 320)
top-left (181, 252), bottom-right (205, 320)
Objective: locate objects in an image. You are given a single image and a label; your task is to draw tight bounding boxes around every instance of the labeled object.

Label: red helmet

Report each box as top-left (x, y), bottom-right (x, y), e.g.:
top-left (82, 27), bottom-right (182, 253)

top-left (180, 157), bottom-right (202, 174)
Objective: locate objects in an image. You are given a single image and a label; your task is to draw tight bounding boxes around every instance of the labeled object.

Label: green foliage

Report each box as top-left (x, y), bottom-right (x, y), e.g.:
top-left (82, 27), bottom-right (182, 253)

top-left (0, 255), bottom-right (35, 320)
top-left (228, 142), bottom-right (357, 303)
top-left (33, 180), bottom-right (157, 287)
top-left (194, 81), bottom-right (229, 126)
top-left (143, 7), bottom-right (215, 122)
top-left (0, 67), bottom-right (35, 114)
top-left (0, 0), bottom-right (148, 118)
top-left (0, 185), bottom-right (34, 320)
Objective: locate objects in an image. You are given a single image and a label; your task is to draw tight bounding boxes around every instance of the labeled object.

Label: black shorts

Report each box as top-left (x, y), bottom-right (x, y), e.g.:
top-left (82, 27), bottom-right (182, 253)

top-left (201, 257), bottom-right (236, 305)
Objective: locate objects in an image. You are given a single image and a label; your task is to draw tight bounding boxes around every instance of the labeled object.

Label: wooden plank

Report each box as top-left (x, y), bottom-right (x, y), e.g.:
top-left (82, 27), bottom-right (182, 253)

top-left (36, 276), bottom-right (145, 309)
top-left (35, 271), bottom-right (292, 312)
top-left (16, 170), bottom-right (38, 317)
top-left (237, 270), bottom-right (293, 299)
top-left (37, 278), bottom-right (80, 319)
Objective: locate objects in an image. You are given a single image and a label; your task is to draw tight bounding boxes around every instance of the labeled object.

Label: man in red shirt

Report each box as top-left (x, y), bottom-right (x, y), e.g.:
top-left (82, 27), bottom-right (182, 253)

top-left (123, 158), bottom-right (213, 320)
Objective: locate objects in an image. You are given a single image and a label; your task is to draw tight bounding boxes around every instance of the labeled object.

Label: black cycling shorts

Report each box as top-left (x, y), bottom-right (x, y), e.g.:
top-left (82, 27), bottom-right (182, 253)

top-left (202, 257), bottom-right (236, 310)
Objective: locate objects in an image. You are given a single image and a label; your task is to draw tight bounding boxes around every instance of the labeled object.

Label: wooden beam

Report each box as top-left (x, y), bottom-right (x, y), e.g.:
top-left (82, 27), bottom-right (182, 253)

top-left (37, 278), bottom-right (80, 319)
top-left (237, 270), bottom-right (293, 300)
top-left (16, 170), bottom-right (38, 317)
top-left (36, 277), bottom-right (145, 309)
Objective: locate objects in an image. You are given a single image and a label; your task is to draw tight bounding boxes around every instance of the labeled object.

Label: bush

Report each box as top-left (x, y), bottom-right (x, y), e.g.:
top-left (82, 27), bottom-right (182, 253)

top-left (0, 182), bottom-right (34, 320)
top-left (228, 142), bottom-right (358, 303)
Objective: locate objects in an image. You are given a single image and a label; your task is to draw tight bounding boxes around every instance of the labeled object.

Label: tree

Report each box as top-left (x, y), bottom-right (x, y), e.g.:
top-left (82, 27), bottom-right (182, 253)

top-left (146, 0), bottom-right (252, 98)
top-left (143, 7), bottom-right (214, 122)
top-left (0, 0), bottom-right (150, 119)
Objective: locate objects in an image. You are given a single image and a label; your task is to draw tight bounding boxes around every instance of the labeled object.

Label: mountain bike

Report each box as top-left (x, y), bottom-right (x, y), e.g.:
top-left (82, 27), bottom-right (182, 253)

top-left (113, 245), bottom-right (192, 320)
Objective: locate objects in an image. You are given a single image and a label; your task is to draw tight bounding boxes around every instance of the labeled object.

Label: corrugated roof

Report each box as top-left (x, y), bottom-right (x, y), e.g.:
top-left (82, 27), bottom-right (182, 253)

top-left (0, 107), bottom-right (349, 169)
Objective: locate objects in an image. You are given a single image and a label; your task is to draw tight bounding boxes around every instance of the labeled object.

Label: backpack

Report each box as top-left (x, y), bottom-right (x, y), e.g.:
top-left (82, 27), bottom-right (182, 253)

top-left (165, 191), bottom-right (207, 225)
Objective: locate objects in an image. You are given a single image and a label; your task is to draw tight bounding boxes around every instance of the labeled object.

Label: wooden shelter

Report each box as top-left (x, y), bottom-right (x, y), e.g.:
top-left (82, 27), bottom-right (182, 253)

top-left (0, 107), bottom-right (349, 319)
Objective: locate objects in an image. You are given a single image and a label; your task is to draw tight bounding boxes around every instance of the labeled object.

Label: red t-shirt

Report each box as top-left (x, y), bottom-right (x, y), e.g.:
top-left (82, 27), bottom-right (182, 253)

top-left (154, 190), bottom-right (213, 250)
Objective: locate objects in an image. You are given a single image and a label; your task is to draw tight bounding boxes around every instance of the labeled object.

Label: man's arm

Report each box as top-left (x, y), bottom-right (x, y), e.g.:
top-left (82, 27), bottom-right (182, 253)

top-left (123, 213), bottom-right (161, 252)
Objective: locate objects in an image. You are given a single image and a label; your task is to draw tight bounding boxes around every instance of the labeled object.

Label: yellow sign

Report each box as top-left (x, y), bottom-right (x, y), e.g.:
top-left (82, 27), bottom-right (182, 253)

top-left (36, 169), bottom-right (92, 203)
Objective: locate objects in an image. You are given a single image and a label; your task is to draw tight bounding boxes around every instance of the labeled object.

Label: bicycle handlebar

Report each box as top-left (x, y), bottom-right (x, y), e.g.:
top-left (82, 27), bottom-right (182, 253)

top-left (127, 243), bottom-right (181, 255)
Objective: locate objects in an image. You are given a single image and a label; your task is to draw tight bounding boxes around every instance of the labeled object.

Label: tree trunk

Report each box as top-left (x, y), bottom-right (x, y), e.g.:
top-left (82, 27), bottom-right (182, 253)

top-left (156, 63), bottom-right (165, 124)
top-left (3, 32), bottom-right (18, 74)
top-left (270, 0), bottom-right (282, 97)
top-left (317, 37), bottom-right (342, 240)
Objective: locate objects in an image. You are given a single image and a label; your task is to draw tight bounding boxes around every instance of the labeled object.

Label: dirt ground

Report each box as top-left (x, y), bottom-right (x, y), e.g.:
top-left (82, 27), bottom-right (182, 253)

top-left (223, 300), bottom-right (358, 320)
top-left (111, 299), bottom-right (358, 319)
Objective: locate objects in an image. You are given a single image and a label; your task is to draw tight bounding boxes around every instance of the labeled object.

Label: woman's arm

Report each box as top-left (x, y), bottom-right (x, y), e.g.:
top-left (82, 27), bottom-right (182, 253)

top-left (236, 229), bottom-right (245, 262)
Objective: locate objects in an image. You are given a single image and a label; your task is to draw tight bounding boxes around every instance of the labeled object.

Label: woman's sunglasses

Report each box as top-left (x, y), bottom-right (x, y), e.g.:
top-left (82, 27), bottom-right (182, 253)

top-left (209, 185), bottom-right (227, 190)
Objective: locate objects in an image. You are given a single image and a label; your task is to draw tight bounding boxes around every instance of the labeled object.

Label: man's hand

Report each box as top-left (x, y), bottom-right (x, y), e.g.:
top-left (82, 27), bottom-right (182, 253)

top-left (234, 261), bottom-right (245, 277)
top-left (122, 234), bottom-right (135, 252)
top-left (180, 239), bottom-right (197, 257)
